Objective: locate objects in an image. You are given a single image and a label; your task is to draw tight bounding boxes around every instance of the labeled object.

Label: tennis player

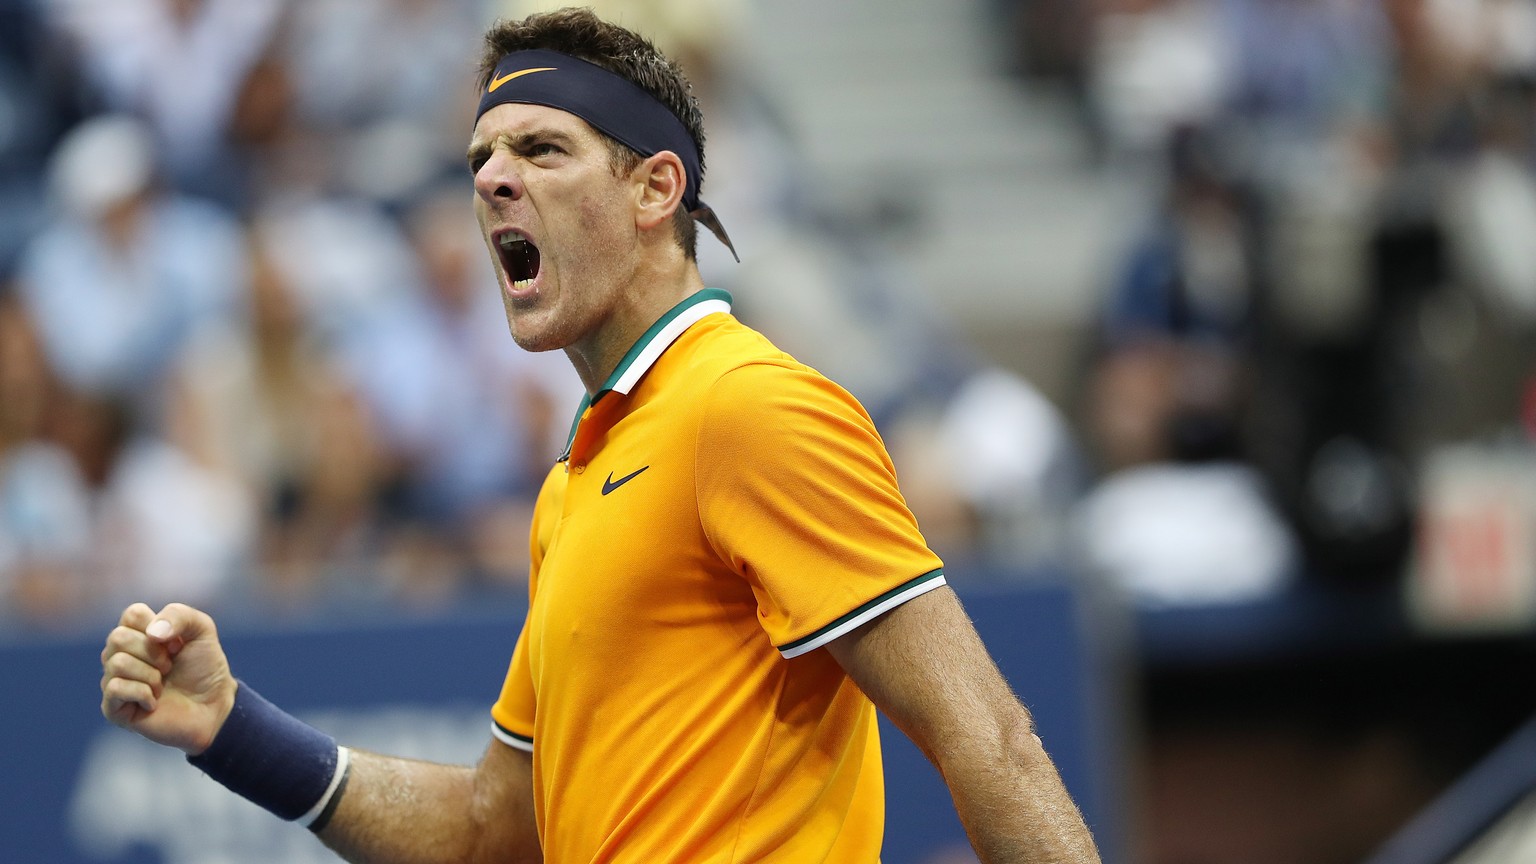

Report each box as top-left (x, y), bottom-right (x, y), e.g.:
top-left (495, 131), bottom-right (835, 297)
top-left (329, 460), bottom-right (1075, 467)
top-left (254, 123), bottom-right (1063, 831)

top-left (99, 8), bottom-right (1100, 863)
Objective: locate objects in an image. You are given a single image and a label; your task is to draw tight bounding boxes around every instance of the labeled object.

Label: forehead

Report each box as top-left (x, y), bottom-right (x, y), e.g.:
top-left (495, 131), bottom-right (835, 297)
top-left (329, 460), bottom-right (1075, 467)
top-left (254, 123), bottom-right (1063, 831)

top-left (469, 102), bottom-right (600, 146)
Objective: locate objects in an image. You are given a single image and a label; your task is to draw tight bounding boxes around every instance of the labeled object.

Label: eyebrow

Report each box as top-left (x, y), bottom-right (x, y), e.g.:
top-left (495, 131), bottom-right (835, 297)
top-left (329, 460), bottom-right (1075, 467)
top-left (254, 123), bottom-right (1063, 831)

top-left (466, 128), bottom-right (578, 167)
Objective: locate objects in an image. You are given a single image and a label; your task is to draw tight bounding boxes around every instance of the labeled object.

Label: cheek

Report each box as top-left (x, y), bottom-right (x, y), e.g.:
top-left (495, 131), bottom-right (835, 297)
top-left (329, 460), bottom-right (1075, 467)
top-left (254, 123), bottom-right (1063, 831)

top-left (576, 169), bottom-right (637, 227)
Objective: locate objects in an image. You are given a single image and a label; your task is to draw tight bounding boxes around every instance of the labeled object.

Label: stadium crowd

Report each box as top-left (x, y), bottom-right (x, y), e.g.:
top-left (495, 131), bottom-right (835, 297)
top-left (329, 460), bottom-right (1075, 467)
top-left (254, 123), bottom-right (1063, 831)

top-left (2, 0), bottom-right (1535, 639)
top-left (1025, 0), bottom-right (1536, 614)
top-left (0, 0), bottom-right (590, 629)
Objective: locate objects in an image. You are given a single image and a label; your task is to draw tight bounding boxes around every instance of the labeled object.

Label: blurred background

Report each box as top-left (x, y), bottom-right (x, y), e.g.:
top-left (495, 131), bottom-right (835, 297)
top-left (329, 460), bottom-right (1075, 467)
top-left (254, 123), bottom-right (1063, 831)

top-left (3, 0), bottom-right (1536, 862)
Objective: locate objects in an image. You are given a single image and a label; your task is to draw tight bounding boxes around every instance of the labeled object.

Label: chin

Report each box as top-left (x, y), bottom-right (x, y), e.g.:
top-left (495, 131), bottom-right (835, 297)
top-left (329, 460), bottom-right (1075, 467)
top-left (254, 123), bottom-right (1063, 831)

top-left (506, 314), bottom-right (570, 354)
top-left (511, 332), bottom-right (565, 353)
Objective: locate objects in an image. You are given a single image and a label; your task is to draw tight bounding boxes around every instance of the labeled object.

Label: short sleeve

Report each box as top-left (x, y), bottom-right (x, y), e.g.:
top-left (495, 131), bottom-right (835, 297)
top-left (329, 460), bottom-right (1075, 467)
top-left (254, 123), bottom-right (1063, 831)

top-left (491, 618), bottom-right (536, 752)
top-left (489, 463), bottom-right (565, 751)
top-left (695, 362), bottom-right (945, 658)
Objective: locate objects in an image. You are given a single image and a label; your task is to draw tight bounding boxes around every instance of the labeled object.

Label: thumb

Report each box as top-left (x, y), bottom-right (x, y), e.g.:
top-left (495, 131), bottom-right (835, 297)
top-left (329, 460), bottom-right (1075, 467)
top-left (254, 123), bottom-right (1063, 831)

top-left (148, 603), bottom-right (216, 646)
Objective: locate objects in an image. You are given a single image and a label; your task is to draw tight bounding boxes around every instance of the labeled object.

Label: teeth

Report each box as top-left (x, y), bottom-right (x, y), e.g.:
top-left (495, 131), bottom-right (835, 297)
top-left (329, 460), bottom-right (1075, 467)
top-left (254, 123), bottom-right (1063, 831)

top-left (498, 232), bottom-right (527, 250)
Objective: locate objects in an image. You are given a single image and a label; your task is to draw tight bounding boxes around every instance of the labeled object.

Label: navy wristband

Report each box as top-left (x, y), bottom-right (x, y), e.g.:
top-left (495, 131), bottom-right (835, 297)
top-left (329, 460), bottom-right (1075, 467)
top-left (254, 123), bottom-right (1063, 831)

top-left (187, 682), bottom-right (346, 826)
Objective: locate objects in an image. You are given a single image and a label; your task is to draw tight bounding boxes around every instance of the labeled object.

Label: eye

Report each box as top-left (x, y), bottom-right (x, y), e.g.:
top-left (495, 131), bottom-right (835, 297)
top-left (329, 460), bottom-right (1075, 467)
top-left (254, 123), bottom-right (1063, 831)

top-left (468, 156), bottom-right (488, 175)
top-left (526, 141), bottom-right (563, 158)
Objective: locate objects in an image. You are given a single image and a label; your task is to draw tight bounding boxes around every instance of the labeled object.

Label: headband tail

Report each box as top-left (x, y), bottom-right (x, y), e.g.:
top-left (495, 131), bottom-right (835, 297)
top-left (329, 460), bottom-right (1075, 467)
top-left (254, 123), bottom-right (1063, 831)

top-left (691, 202), bottom-right (739, 263)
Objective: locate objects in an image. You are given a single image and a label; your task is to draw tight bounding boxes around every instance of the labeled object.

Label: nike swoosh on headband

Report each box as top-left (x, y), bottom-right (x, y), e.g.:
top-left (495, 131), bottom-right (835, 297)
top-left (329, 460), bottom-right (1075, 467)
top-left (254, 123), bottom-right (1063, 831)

top-left (478, 50), bottom-right (739, 262)
top-left (487, 67), bottom-right (557, 93)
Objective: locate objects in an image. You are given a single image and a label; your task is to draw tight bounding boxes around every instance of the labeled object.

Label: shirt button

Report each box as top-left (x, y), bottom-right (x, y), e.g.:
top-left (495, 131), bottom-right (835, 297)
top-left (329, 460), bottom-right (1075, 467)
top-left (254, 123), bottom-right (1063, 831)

top-left (572, 463), bottom-right (585, 474)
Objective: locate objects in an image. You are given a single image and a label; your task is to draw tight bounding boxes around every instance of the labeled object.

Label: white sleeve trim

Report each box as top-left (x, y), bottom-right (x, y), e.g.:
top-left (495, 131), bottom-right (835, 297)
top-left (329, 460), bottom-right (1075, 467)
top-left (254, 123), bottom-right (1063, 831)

top-left (298, 745), bottom-right (350, 828)
top-left (491, 722), bottom-right (534, 753)
top-left (779, 573), bottom-right (948, 659)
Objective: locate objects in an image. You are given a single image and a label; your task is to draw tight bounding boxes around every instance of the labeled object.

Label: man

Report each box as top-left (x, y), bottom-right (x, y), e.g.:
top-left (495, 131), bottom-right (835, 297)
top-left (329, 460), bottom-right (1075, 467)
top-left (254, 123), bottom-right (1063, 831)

top-left (99, 9), bottom-right (1101, 863)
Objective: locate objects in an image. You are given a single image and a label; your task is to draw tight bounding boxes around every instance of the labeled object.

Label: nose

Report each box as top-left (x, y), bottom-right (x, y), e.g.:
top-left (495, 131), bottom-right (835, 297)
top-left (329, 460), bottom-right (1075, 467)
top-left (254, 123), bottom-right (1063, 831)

top-left (474, 150), bottom-right (523, 204)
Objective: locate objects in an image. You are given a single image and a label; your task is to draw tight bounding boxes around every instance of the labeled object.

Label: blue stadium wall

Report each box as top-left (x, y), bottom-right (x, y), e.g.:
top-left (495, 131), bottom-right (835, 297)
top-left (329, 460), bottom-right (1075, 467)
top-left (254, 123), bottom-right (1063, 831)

top-left (1, 581), bottom-right (1117, 863)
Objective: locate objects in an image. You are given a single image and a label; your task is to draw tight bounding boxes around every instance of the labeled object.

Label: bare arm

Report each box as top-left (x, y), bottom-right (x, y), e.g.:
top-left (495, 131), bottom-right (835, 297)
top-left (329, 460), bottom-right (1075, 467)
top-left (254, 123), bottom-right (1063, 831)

top-left (100, 603), bottom-right (541, 864)
top-left (318, 741), bottom-right (539, 864)
top-left (824, 587), bottom-right (1100, 864)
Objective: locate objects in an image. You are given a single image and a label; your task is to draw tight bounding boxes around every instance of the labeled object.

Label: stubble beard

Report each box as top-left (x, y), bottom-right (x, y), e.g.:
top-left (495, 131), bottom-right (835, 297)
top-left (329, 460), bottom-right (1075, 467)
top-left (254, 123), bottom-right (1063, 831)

top-left (503, 281), bottom-right (592, 356)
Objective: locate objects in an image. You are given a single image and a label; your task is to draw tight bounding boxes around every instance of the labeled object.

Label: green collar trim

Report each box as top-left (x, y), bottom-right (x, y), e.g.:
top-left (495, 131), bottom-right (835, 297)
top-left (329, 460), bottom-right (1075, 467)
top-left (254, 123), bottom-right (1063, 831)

top-left (560, 288), bottom-right (732, 460)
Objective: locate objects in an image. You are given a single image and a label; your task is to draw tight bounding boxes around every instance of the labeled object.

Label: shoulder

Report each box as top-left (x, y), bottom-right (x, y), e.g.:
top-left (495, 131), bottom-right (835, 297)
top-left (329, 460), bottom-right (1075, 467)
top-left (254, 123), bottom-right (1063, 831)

top-left (693, 357), bottom-right (888, 491)
top-left (665, 315), bottom-right (884, 472)
top-left (688, 315), bottom-right (863, 414)
top-left (702, 358), bottom-right (872, 436)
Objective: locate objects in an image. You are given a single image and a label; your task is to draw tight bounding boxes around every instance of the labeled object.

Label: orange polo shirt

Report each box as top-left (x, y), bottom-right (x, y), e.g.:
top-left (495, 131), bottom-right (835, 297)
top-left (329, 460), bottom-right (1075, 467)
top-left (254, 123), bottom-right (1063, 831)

top-left (491, 289), bottom-right (945, 862)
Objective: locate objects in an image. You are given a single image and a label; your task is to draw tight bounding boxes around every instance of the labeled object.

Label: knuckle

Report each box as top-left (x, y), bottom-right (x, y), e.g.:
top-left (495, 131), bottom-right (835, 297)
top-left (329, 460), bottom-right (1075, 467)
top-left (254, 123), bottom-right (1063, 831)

top-left (106, 625), bottom-right (138, 647)
top-left (103, 628), bottom-right (145, 660)
top-left (111, 678), bottom-right (147, 703)
top-left (105, 653), bottom-right (140, 679)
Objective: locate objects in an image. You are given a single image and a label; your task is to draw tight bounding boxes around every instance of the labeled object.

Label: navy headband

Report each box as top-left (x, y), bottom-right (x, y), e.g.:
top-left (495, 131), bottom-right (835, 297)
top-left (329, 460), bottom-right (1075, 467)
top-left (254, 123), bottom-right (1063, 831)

top-left (476, 49), bottom-right (736, 261)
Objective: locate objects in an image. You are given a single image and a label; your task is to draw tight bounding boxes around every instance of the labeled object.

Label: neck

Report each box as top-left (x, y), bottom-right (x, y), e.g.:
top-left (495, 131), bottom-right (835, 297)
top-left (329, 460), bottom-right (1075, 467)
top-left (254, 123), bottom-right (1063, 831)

top-left (564, 256), bottom-right (706, 394)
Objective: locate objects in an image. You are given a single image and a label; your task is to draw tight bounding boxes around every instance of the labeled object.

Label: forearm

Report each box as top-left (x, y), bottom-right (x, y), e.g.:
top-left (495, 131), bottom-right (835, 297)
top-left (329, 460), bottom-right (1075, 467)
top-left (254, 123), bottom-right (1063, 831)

top-left (936, 717), bottom-right (1100, 864)
top-left (826, 589), bottom-right (1101, 863)
top-left (317, 750), bottom-right (538, 864)
top-left (186, 684), bottom-right (539, 864)
top-left (100, 607), bottom-right (540, 862)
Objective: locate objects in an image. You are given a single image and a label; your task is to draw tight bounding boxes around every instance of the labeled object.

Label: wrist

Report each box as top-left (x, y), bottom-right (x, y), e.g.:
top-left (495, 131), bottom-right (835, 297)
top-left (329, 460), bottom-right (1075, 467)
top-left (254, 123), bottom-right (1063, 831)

top-left (186, 681), bottom-right (350, 830)
top-left (185, 677), bottom-right (240, 757)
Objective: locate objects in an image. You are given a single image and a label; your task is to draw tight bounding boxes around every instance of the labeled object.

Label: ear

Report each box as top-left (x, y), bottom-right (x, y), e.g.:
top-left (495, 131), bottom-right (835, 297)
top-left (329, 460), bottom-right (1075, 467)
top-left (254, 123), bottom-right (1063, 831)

top-left (633, 151), bottom-right (686, 232)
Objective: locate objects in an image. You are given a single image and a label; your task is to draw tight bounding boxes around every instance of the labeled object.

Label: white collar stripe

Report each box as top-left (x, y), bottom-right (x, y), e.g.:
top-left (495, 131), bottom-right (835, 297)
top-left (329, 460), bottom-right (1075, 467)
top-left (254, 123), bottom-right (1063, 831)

top-left (610, 298), bottom-right (731, 395)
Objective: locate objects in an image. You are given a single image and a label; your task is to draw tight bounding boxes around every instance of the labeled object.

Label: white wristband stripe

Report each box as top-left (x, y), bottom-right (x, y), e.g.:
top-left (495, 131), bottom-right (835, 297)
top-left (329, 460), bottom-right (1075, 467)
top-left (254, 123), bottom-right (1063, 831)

top-left (298, 745), bottom-right (350, 828)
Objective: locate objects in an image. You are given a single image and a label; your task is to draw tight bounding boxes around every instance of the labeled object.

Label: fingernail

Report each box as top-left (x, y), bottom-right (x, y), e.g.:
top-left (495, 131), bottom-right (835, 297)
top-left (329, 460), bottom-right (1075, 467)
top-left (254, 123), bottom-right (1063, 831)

top-left (147, 620), bottom-right (173, 639)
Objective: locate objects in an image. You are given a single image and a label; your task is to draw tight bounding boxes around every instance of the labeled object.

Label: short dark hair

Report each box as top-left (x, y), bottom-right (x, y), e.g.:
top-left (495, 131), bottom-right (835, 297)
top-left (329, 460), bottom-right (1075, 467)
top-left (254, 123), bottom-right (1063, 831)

top-left (478, 8), bottom-right (703, 258)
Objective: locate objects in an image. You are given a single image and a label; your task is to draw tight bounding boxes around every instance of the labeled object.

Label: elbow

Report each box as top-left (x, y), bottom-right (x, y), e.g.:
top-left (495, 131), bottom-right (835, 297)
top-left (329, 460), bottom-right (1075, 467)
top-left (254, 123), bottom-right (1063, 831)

top-left (929, 700), bottom-right (1040, 772)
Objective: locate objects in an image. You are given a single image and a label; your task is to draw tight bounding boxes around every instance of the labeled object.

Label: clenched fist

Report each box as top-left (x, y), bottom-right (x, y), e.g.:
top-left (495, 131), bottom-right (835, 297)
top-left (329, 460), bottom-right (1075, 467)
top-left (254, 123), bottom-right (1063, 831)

top-left (99, 602), bottom-right (237, 755)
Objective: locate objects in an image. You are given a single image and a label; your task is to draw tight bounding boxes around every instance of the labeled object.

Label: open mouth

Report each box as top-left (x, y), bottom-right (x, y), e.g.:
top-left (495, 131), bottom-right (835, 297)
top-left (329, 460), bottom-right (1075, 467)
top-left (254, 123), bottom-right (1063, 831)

top-left (497, 232), bottom-right (541, 292)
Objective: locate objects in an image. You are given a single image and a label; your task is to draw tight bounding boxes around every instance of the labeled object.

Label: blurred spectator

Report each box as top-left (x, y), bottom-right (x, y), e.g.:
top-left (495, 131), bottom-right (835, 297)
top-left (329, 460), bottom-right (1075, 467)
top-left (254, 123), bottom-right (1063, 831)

top-left (890, 366), bottom-right (1084, 571)
top-left (1223, 0), bottom-right (1390, 133)
top-left (0, 1), bottom-right (93, 272)
top-left (1446, 72), bottom-right (1536, 331)
top-left (0, 290), bottom-right (90, 627)
top-left (43, 0), bottom-right (288, 205)
top-left (281, 0), bottom-right (483, 206)
top-left (0, 289), bottom-right (50, 455)
top-left (345, 182), bottom-right (582, 587)
top-left (172, 220), bottom-right (445, 612)
top-left (1102, 126), bottom-right (1253, 355)
top-left (1070, 0), bottom-right (1536, 603)
top-left (0, 365), bottom-right (253, 630)
top-left (4, 224), bottom-right (254, 630)
top-left (1075, 337), bottom-right (1300, 605)
top-left (1073, 125), bottom-right (1299, 606)
top-left (14, 115), bottom-right (246, 406)
top-left (1088, 0), bottom-right (1232, 157)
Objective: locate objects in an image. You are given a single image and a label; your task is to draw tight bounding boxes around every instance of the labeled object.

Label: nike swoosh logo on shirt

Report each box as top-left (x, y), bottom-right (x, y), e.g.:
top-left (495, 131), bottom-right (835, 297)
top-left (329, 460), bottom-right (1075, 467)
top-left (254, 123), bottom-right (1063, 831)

top-left (602, 466), bottom-right (650, 496)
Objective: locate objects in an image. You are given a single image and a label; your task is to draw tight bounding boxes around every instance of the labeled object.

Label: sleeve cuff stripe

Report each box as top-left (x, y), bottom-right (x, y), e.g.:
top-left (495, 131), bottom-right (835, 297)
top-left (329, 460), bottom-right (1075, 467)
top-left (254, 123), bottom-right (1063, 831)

top-left (491, 721), bottom-right (534, 752)
top-left (778, 569), bottom-right (947, 659)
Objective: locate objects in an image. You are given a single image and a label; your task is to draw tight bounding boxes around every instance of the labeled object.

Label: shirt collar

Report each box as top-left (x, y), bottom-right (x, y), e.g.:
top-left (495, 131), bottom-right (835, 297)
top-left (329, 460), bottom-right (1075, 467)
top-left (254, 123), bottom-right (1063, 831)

top-left (560, 288), bottom-right (732, 460)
